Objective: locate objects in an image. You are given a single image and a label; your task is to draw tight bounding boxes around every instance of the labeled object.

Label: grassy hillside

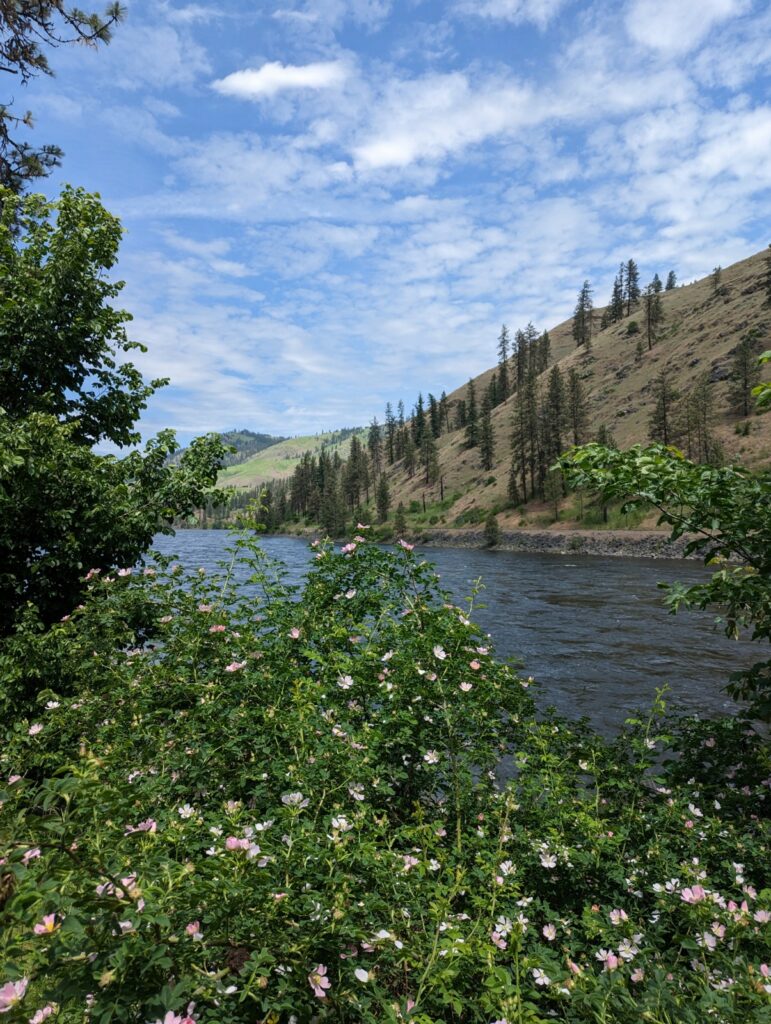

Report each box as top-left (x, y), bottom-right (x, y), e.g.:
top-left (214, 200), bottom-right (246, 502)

top-left (379, 248), bottom-right (771, 532)
top-left (218, 427), bottom-right (364, 488)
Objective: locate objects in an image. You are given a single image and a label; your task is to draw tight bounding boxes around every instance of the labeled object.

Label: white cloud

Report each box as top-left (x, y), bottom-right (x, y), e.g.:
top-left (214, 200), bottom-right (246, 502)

top-left (625, 0), bottom-right (752, 56)
top-left (353, 72), bottom-right (535, 169)
top-left (212, 60), bottom-right (348, 100)
top-left (455, 0), bottom-right (570, 28)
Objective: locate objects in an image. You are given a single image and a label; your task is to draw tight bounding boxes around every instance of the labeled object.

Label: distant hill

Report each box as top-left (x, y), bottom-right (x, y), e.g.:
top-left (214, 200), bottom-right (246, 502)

top-left (217, 426), bottom-right (364, 487)
top-left (170, 429), bottom-right (287, 468)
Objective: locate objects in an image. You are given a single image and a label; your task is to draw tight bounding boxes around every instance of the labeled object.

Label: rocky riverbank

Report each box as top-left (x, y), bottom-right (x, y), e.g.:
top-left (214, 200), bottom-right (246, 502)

top-left (418, 527), bottom-right (696, 560)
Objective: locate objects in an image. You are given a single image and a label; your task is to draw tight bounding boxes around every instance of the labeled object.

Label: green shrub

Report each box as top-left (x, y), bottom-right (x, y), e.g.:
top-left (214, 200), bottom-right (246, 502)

top-left (0, 534), bottom-right (769, 1023)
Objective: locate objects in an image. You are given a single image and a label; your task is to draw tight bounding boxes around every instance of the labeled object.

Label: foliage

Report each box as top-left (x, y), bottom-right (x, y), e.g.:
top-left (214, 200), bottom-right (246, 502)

top-left (560, 443), bottom-right (771, 716)
top-left (483, 510), bottom-right (500, 547)
top-left (0, 532), bottom-right (770, 1023)
top-left (0, 187), bottom-right (228, 636)
top-left (0, 1), bottom-right (123, 190)
top-left (752, 351), bottom-right (771, 412)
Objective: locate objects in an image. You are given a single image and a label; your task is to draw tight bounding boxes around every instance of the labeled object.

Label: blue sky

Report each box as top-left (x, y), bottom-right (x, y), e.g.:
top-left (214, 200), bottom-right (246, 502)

top-left (19, 0), bottom-right (771, 442)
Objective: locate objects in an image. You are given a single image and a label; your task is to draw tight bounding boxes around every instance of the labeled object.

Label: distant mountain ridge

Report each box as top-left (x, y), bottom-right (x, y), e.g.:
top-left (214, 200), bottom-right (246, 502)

top-left (169, 429), bottom-right (287, 468)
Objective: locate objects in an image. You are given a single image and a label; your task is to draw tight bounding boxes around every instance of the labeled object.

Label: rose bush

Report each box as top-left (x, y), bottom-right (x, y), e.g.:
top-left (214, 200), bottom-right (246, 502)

top-left (0, 531), bottom-right (769, 1023)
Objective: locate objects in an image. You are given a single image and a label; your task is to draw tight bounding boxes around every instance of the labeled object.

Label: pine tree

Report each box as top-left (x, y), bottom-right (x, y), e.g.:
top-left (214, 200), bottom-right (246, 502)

top-left (711, 266), bottom-right (722, 294)
top-left (412, 394), bottom-right (426, 447)
top-left (729, 330), bottom-right (763, 417)
top-left (420, 430), bottom-right (440, 485)
top-left (455, 399), bottom-right (467, 431)
top-left (538, 330), bottom-right (551, 372)
top-left (676, 374), bottom-right (721, 464)
top-left (609, 268), bottom-right (625, 323)
top-left (487, 370), bottom-right (499, 410)
top-left (567, 368), bottom-right (589, 446)
top-left (376, 472), bottom-right (390, 523)
top-left (384, 402), bottom-right (396, 464)
top-left (624, 259), bottom-right (640, 315)
top-left (543, 364), bottom-right (566, 461)
top-left (439, 391), bottom-right (450, 433)
top-left (514, 329), bottom-right (527, 391)
top-left (404, 432), bottom-right (416, 478)
top-left (464, 378), bottom-right (479, 448)
top-left (649, 369), bottom-right (679, 445)
top-left (510, 395), bottom-right (528, 504)
top-left (507, 453), bottom-right (520, 506)
top-left (572, 280), bottom-right (593, 348)
top-left (497, 324), bottom-right (510, 401)
top-left (394, 501), bottom-right (407, 537)
top-left (643, 282), bottom-right (664, 351)
top-left (480, 395), bottom-right (495, 471)
top-left (483, 511), bottom-right (500, 547)
top-left (595, 424), bottom-right (617, 448)
top-left (651, 273), bottom-right (663, 294)
top-left (368, 418), bottom-right (382, 476)
top-left (428, 393), bottom-right (440, 438)
top-left (665, 270), bottom-right (677, 291)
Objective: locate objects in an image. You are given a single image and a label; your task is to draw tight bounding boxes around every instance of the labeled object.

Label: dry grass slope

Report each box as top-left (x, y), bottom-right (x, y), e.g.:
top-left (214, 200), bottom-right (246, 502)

top-left (383, 248), bottom-right (771, 531)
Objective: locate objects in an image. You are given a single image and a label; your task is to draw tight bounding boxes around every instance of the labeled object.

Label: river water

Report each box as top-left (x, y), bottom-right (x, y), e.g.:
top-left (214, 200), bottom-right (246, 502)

top-left (152, 531), bottom-right (756, 734)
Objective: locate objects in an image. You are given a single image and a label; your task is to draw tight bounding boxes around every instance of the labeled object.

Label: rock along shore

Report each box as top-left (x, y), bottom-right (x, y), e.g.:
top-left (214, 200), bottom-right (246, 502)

top-left (417, 527), bottom-right (696, 561)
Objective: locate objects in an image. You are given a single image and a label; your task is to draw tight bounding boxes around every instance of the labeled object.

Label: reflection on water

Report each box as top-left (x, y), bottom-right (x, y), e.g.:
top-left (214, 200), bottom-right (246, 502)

top-left (152, 531), bottom-right (755, 734)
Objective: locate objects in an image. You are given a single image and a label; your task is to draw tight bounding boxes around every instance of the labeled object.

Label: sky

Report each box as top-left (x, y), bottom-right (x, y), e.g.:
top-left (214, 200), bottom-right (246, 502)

top-left (17, 0), bottom-right (771, 443)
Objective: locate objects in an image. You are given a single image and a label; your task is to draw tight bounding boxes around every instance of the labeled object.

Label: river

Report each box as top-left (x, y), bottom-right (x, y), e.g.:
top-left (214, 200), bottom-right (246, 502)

top-left (152, 530), bottom-right (756, 734)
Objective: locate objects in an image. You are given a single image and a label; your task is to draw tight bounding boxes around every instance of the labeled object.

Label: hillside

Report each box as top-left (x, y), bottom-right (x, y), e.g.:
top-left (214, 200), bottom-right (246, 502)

top-left (378, 248), bottom-right (771, 531)
top-left (218, 426), bottom-right (364, 488)
top-left (170, 429), bottom-right (287, 468)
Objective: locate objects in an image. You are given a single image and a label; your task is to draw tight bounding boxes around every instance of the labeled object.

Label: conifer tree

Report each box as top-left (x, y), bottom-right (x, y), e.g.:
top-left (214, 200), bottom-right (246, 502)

top-left (480, 395), bottom-right (495, 471)
top-left (428, 393), bottom-right (440, 438)
top-left (665, 270), bottom-right (677, 291)
top-left (464, 378), bottom-right (479, 448)
top-left (609, 268), bottom-right (625, 323)
top-left (483, 510), bottom-right (500, 547)
top-left (538, 330), bottom-right (551, 373)
top-left (711, 266), bottom-right (722, 294)
top-left (572, 280), bottom-right (593, 348)
top-left (507, 453), bottom-right (520, 506)
top-left (643, 282), bottom-right (664, 351)
top-left (567, 368), bottom-right (589, 446)
top-left (394, 501), bottom-right (407, 537)
top-left (497, 324), bottom-right (510, 401)
top-left (487, 371), bottom-right (499, 410)
top-left (514, 329), bottom-right (527, 390)
top-left (624, 259), bottom-right (640, 315)
top-left (420, 430), bottom-right (440, 485)
top-left (455, 398), bottom-right (467, 431)
top-left (595, 424), bottom-right (617, 448)
top-left (384, 402), bottom-right (396, 464)
top-left (676, 374), bottom-right (721, 464)
top-left (651, 273), bottom-right (663, 293)
top-left (439, 391), bottom-right (450, 434)
top-left (544, 364), bottom-right (566, 461)
top-left (376, 472), bottom-right (390, 523)
top-left (649, 369), bottom-right (679, 446)
top-left (412, 394), bottom-right (426, 447)
top-left (729, 329), bottom-right (763, 417)
top-left (523, 371), bottom-right (541, 497)
top-left (510, 394), bottom-right (528, 503)
top-left (404, 431), bottom-right (417, 478)
top-left (368, 418), bottom-right (382, 477)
